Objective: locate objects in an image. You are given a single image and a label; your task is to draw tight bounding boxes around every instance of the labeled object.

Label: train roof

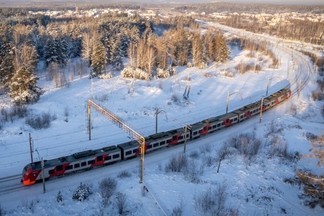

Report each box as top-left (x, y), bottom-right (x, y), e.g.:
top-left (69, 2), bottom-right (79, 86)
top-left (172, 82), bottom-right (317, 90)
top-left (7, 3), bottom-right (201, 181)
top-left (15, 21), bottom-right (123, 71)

top-left (203, 112), bottom-right (238, 123)
top-left (118, 140), bottom-right (138, 149)
top-left (29, 145), bottom-right (121, 170)
top-left (147, 131), bottom-right (172, 140)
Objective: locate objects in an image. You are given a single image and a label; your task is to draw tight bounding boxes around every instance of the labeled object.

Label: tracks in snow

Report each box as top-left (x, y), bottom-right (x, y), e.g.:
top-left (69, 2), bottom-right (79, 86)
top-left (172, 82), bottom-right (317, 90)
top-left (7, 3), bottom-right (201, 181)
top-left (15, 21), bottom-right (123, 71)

top-left (0, 174), bottom-right (24, 195)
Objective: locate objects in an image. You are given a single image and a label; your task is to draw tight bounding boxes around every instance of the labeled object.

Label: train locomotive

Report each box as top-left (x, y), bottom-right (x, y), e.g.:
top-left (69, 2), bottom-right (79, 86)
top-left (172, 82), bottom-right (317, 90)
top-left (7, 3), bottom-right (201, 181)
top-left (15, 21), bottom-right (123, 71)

top-left (21, 85), bottom-right (291, 186)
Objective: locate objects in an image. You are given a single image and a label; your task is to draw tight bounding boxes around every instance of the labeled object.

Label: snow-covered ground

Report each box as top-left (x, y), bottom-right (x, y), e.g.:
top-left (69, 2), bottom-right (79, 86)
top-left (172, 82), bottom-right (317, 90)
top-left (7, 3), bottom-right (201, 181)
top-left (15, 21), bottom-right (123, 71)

top-left (0, 22), bottom-right (323, 215)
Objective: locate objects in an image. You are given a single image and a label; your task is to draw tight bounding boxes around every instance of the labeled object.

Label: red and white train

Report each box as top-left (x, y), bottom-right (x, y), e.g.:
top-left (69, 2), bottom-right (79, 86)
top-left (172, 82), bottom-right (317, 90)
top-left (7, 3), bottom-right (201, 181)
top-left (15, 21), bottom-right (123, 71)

top-left (21, 85), bottom-right (291, 186)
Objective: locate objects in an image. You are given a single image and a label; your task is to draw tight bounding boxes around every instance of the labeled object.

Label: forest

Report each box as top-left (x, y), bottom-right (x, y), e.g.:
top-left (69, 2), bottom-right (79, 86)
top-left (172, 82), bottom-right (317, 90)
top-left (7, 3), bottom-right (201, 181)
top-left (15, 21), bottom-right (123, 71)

top-left (0, 8), bottom-right (229, 105)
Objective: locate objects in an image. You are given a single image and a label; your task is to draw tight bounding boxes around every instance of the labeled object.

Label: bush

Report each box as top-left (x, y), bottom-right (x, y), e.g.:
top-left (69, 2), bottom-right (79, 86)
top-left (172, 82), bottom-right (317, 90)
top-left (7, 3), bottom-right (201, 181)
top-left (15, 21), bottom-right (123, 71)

top-left (25, 112), bottom-right (56, 129)
top-left (195, 185), bottom-right (227, 215)
top-left (56, 191), bottom-right (63, 204)
top-left (72, 182), bottom-right (92, 202)
top-left (189, 150), bottom-right (199, 159)
top-left (121, 66), bottom-right (150, 80)
top-left (165, 154), bottom-right (188, 173)
top-left (115, 192), bottom-right (127, 215)
top-left (157, 68), bottom-right (170, 78)
top-left (171, 205), bottom-right (183, 216)
top-left (311, 90), bottom-right (324, 101)
top-left (184, 160), bottom-right (202, 184)
top-left (0, 105), bottom-right (28, 123)
top-left (226, 133), bottom-right (261, 160)
top-left (269, 135), bottom-right (288, 158)
top-left (117, 170), bottom-right (131, 179)
top-left (99, 178), bottom-right (117, 206)
top-left (0, 204), bottom-right (3, 216)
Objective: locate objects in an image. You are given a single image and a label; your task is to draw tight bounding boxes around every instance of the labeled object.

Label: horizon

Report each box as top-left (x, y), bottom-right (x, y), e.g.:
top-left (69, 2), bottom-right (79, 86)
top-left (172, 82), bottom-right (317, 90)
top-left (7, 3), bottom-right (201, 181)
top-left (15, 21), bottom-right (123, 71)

top-left (0, 0), bottom-right (323, 6)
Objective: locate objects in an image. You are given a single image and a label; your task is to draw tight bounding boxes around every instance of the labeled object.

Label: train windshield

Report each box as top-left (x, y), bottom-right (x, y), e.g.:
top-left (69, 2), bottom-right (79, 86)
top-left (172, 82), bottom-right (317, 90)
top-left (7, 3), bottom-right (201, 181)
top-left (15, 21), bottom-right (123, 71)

top-left (22, 164), bottom-right (31, 175)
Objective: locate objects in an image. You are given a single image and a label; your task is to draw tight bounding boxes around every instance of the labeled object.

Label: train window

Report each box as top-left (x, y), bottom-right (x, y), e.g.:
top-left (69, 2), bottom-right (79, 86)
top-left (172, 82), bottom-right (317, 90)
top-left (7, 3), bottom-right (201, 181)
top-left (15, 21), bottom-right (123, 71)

top-left (133, 149), bottom-right (137, 154)
top-left (113, 154), bottom-right (119, 159)
top-left (74, 164), bottom-right (80, 168)
top-left (187, 134), bottom-right (190, 138)
top-left (179, 136), bottom-right (183, 139)
top-left (97, 156), bottom-right (103, 161)
top-left (217, 123), bottom-right (221, 127)
top-left (125, 151), bottom-right (132, 156)
top-left (66, 165), bottom-right (73, 170)
top-left (56, 165), bottom-right (63, 171)
top-left (49, 170), bottom-right (54, 175)
top-left (153, 143), bottom-right (159, 148)
top-left (234, 118), bottom-right (237, 121)
top-left (106, 156), bottom-right (111, 161)
top-left (147, 145), bottom-right (152, 149)
top-left (167, 139), bottom-right (171, 143)
top-left (88, 160), bottom-right (95, 165)
top-left (81, 162), bottom-right (86, 167)
top-left (160, 140), bottom-right (166, 145)
top-left (213, 125), bottom-right (216, 128)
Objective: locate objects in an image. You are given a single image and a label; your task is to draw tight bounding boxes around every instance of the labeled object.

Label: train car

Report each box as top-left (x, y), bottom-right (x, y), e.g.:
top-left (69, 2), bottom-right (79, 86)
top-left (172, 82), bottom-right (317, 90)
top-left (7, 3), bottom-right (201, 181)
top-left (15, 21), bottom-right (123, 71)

top-left (146, 132), bottom-right (173, 152)
top-left (21, 85), bottom-right (292, 186)
top-left (118, 141), bottom-right (139, 160)
top-left (21, 146), bottom-right (121, 186)
top-left (190, 112), bottom-right (239, 139)
top-left (165, 128), bottom-right (189, 146)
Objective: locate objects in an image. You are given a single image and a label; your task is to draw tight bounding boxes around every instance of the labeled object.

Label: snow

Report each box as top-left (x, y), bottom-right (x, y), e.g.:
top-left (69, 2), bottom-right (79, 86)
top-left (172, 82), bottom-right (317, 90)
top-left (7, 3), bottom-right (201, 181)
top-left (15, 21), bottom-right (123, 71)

top-left (0, 20), bottom-right (323, 216)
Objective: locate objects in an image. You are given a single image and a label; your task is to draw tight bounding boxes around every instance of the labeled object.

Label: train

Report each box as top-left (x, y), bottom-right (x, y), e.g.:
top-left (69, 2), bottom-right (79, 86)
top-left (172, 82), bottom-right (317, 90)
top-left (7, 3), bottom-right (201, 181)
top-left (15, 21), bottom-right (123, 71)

top-left (21, 85), bottom-right (291, 186)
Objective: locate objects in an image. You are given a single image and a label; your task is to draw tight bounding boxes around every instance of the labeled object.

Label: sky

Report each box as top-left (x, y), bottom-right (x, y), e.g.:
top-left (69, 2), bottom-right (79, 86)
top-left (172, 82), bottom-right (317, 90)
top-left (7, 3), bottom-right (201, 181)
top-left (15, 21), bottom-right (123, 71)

top-left (0, 0), bottom-right (323, 6)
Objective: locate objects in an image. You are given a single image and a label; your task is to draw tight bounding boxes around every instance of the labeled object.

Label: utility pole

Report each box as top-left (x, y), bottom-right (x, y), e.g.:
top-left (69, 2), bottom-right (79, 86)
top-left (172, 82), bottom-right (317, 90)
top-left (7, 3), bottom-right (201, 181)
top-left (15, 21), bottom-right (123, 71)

top-left (226, 91), bottom-right (229, 114)
top-left (154, 108), bottom-right (166, 134)
top-left (87, 103), bottom-right (91, 140)
top-left (266, 77), bottom-right (272, 96)
top-left (183, 125), bottom-right (191, 154)
top-left (259, 97), bottom-right (264, 123)
top-left (41, 157), bottom-right (46, 193)
top-left (29, 133), bottom-right (33, 163)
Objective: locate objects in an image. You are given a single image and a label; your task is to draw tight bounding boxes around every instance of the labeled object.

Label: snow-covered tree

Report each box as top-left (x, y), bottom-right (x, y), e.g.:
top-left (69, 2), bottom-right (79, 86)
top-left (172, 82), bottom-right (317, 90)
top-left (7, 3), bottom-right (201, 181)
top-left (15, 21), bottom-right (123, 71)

top-left (81, 32), bottom-right (93, 67)
top-left (9, 66), bottom-right (40, 104)
top-left (109, 36), bottom-right (123, 70)
top-left (192, 33), bottom-right (205, 68)
top-left (0, 40), bottom-right (14, 86)
top-left (9, 43), bottom-right (40, 104)
top-left (216, 35), bottom-right (230, 63)
top-left (14, 44), bottom-right (38, 73)
top-left (44, 37), bottom-right (68, 67)
top-left (90, 37), bottom-right (106, 78)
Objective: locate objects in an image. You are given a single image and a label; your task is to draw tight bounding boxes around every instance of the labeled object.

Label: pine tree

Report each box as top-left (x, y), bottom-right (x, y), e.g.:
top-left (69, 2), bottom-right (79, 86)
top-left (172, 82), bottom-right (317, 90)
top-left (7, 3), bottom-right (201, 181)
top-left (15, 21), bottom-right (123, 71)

top-left (110, 36), bottom-right (123, 70)
top-left (9, 67), bottom-right (40, 104)
top-left (155, 37), bottom-right (167, 70)
top-left (0, 40), bottom-right (14, 86)
top-left (44, 37), bottom-right (68, 67)
top-left (9, 43), bottom-right (41, 104)
top-left (217, 35), bottom-right (230, 63)
top-left (192, 33), bottom-right (204, 68)
top-left (90, 37), bottom-right (106, 78)
top-left (81, 32), bottom-right (93, 67)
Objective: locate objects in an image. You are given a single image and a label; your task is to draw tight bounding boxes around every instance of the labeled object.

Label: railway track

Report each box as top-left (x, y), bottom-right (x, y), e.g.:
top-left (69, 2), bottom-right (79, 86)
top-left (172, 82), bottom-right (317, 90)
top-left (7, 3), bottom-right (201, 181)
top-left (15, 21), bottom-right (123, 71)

top-left (200, 20), bottom-right (314, 98)
top-left (0, 174), bottom-right (24, 195)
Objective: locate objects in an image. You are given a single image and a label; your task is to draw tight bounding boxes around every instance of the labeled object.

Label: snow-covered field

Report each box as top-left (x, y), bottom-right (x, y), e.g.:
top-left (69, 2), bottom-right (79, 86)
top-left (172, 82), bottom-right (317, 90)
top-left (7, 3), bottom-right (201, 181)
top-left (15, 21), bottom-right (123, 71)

top-left (0, 23), bottom-right (323, 215)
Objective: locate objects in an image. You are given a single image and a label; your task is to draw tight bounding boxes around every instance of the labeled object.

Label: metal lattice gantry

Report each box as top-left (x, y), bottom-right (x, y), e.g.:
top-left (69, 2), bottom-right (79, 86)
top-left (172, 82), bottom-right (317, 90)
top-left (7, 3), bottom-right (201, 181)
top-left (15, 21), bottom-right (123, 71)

top-left (87, 99), bottom-right (145, 183)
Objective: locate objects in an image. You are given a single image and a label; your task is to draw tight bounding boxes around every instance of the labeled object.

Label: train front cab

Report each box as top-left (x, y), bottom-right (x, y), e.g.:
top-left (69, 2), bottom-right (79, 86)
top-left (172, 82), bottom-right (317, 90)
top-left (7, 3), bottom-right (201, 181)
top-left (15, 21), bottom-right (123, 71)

top-left (21, 163), bottom-right (42, 186)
